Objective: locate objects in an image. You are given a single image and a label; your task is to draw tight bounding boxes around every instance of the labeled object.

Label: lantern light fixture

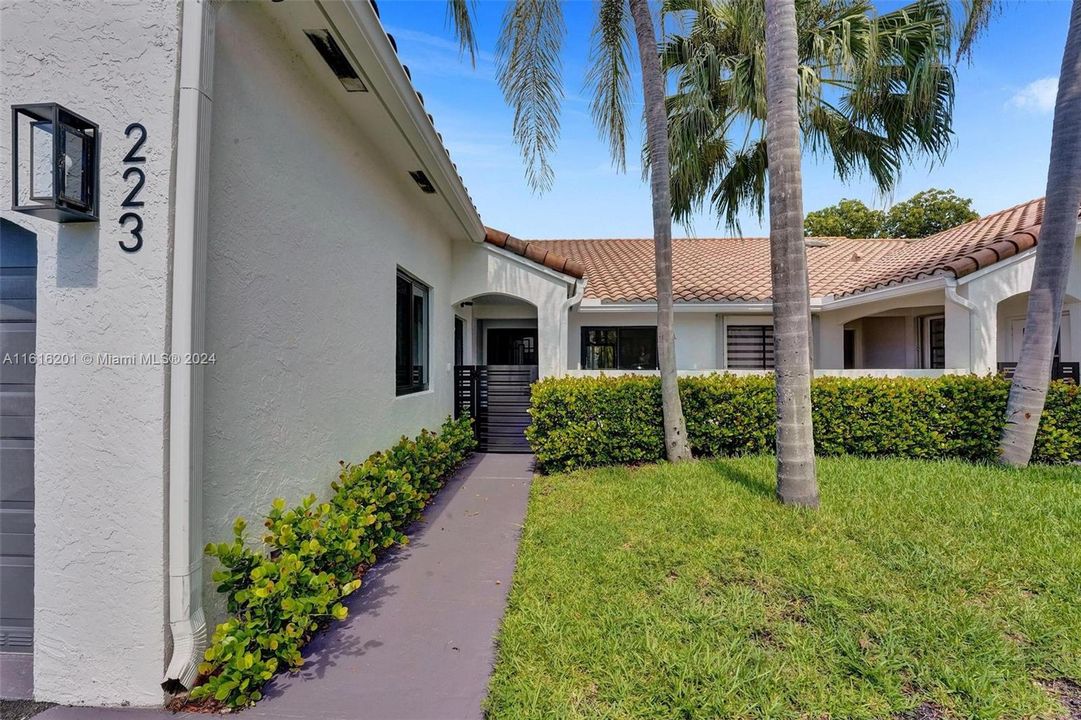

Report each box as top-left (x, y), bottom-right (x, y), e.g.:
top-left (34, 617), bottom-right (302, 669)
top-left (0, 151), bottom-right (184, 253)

top-left (11, 103), bottom-right (99, 223)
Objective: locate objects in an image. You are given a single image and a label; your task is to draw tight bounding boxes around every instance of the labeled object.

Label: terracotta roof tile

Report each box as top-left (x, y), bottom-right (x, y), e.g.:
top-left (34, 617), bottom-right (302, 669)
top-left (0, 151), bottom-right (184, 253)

top-left (483, 227), bottom-right (585, 279)
top-left (523, 197), bottom-right (1067, 303)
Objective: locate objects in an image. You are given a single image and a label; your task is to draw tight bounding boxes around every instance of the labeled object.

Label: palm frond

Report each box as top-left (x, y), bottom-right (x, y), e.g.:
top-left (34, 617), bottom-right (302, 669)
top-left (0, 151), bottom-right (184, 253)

top-left (497, 0), bottom-right (567, 193)
top-left (587, 0), bottom-right (634, 171)
top-left (663, 0), bottom-right (957, 223)
top-left (956, 0), bottom-right (998, 60)
top-left (445, 0), bottom-right (479, 66)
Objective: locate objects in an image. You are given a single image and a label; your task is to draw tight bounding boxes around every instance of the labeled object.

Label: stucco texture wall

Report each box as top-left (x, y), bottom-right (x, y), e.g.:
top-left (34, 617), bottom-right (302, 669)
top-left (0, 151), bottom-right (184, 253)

top-left (0, 0), bottom-right (181, 705)
top-left (201, 4), bottom-right (459, 623)
top-left (568, 310), bottom-right (718, 371)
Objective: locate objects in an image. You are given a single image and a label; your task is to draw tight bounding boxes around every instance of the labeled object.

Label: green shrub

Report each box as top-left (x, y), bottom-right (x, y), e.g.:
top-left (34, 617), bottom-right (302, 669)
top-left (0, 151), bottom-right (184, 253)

top-left (527, 374), bottom-right (1081, 472)
top-left (190, 416), bottom-right (476, 708)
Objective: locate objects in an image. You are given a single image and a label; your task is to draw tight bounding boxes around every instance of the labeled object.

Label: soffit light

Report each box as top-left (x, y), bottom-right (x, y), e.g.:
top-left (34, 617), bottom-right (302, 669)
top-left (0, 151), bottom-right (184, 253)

top-left (304, 29), bottom-right (368, 93)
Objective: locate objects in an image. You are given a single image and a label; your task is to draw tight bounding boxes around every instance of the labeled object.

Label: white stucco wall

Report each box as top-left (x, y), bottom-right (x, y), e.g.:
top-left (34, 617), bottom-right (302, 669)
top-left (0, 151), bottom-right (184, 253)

top-left (955, 255), bottom-right (1037, 373)
top-left (451, 243), bottom-right (575, 377)
top-left (200, 3), bottom-right (466, 622)
top-left (0, 0), bottom-right (181, 705)
top-left (568, 310), bottom-right (718, 371)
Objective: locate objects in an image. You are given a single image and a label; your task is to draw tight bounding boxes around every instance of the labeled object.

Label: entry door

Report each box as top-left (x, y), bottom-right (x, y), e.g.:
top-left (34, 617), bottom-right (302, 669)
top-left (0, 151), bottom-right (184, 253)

top-left (1, 219), bottom-right (36, 655)
top-left (487, 328), bottom-right (537, 365)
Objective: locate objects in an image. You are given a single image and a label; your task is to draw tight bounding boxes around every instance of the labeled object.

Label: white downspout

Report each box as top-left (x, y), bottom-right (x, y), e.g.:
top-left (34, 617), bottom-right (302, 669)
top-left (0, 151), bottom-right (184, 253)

top-left (945, 277), bottom-right (977, 370)
top-left (163, 0), bottom-right (216, 693)
top-left (557, 279), bottom-right (587, 376)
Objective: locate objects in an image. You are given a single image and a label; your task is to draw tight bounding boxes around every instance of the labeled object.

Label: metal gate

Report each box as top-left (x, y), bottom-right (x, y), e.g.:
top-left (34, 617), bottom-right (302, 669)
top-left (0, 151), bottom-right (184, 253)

top-left (454, 365), bottom-right (538, 453)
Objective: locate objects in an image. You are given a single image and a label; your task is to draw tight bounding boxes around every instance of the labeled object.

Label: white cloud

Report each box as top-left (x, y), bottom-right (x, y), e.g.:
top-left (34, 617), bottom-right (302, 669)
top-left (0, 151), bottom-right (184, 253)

top-left (1009, 77), bottom-right (1059, 113)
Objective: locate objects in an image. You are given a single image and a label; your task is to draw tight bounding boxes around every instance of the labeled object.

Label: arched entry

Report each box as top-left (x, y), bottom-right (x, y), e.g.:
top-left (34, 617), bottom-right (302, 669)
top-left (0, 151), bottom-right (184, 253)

top-left (996, 291), bottom-right (1080, 382)
top-left (454, 293), bottom-right (538, 453)
top-left (1, 218), bottom-right (36, 699)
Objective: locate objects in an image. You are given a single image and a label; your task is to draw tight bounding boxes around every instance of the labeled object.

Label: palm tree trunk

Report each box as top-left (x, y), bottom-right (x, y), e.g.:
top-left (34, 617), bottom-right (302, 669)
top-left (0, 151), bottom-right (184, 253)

top-left (999, 0), bottom-right (1081, 466)
top-left (763, 0), bottom-right (818, 506)
top-left (628, 0), bottom-right (692, 463)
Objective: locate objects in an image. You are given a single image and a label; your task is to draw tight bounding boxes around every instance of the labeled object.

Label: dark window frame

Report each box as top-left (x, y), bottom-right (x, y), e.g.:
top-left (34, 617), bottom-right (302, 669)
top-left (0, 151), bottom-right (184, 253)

top-left (580, 326), bottom-right (658, 370)
top-left (921, 315), bottom-right (946, 370)
top-left (396, 268), bottom-right (429, 396)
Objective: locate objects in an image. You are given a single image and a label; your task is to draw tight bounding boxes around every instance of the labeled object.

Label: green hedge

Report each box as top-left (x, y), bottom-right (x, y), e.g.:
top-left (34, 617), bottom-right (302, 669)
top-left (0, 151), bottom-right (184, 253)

top-left (190, 416), bottom-right (476, 708)
top-left (527, 374), bottom-right (1081, 472)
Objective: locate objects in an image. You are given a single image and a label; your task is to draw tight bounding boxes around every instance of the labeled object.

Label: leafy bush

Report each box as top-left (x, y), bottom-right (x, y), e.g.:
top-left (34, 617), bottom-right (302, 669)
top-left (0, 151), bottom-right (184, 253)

top-left (190, 416), bottom-right (476, 708)
top-left (528, 374), bottom-right (1080, 472)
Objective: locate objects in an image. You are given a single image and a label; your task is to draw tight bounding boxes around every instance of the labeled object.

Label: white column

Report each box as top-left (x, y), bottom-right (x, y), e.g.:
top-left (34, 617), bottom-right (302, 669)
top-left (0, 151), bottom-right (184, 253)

top-left (816, 313), bottom-right (845, 369)
top-left (969, 297), bottom-right (999, 374)
top-left (538, 299), bottom-right (564, 378)
top-left (944, 290), bottom-right (975, 371)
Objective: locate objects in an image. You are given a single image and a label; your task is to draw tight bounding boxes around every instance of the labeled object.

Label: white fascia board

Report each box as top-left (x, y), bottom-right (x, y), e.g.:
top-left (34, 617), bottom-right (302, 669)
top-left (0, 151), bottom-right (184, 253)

top-left (324, 0), bottom-right (485, 242)
top-left (818, 276), bottom-right (946, 310)
top-left (577, 300), bottom-right (787, 313)
top-left (484, 243), bottom-right (580, 288)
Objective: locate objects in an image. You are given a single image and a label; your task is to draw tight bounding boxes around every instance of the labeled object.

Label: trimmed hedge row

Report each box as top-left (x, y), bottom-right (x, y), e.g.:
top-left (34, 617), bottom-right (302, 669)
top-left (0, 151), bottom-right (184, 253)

top-left (527, 374), bottom-right (1081, 472)
top-left (190, 416), bottom-right (476, 708)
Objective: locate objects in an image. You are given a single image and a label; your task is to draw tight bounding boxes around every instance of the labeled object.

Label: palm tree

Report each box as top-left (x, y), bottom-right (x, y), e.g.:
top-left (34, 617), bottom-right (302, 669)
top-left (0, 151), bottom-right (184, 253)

top-left (663, 0), bottom-right (956, 227)
top-left (661, 0), bottom-right (959, 505)
top-left (999, 0), bottom-right (1081, 465)
top-left (763, 0), bottom-right (818, 506)
top-left (448, 0), bottom-right (693, 461)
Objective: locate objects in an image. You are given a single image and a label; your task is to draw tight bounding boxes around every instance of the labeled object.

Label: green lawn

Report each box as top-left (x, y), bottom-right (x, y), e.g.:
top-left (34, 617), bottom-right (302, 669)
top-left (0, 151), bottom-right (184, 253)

top-left (486, 457), bottom-right (1081, 719)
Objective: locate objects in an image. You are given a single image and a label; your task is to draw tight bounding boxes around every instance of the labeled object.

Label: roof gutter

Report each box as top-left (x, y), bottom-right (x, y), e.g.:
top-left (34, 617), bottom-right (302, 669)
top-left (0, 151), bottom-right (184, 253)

top-left (162, 0), bottom-right (215, 693)
top-left (819, 276), bottom-right (946, 310)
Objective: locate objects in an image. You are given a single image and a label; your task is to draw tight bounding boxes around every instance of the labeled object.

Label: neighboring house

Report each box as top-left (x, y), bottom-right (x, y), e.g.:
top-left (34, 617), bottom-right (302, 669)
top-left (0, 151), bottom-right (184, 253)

top-left (478, 197), bottom-right (1081, 380)
top-left (0, 0), bottom-right (1079, 712)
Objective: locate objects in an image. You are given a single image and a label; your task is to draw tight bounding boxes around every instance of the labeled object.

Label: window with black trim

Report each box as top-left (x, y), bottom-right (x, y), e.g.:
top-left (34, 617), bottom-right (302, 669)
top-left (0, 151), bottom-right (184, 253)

top-left (396, 270), bottom-right (429, 395)
top-left (921, 315), bottom-right (946, 369)
top-left (581, 326), bottom-right (658, 370)
top-left (726, 325), bottom-right (775, 369)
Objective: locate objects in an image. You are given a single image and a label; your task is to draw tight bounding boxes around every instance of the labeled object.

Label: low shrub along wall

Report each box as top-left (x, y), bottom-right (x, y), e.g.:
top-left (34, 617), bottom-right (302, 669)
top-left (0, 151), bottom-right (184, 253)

top-left (190, 416), bottom-right (476, 708)
top-left (527, 374), bottom-right (1081, 472)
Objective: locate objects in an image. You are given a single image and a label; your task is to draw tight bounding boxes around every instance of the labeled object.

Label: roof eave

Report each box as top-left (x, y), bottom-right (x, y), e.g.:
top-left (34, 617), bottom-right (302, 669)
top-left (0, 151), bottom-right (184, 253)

top-left (330, 0), bottom-right (485, 241)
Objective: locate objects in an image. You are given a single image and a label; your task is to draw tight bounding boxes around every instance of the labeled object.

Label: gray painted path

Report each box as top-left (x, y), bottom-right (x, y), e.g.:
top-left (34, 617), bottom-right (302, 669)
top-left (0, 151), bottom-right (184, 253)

top-left (36, 453), bottom-right (534, 720)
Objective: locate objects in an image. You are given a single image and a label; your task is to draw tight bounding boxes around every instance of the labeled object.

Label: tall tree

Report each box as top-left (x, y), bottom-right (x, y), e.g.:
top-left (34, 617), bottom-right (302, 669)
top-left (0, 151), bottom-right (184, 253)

top-left (663, 0), bottom-right (957, 228)
top-left (629, 0), bottom-right (694, 461)
top-left (804, 189), bottom-right (978, 238)
top-left (764, 0), bottom-right (818, 506)
top-left (881, 188), bottom-right (978, 238)
top-left (448, 0), bottom-right (692, 461)
top-left (804, 199), bottom-right (886, 238)
top-left (999, 0), bottom-right (1081, 466)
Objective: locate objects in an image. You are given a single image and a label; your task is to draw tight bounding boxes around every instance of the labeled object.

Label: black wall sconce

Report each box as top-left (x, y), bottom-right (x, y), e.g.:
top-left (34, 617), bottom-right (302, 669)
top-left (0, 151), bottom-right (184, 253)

top-left (11, 103), bottom-right (99, 222)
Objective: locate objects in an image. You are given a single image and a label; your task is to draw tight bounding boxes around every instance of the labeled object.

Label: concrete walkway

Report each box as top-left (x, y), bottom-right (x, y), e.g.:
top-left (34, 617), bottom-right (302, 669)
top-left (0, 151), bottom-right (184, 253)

top-left (37, 453), bottom-right (534, 720)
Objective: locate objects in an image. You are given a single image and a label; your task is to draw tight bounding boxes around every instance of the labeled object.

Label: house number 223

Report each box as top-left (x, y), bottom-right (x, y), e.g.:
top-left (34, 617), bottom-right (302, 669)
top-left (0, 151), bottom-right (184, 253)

top-left (118, 122), bottom-right (146, 253)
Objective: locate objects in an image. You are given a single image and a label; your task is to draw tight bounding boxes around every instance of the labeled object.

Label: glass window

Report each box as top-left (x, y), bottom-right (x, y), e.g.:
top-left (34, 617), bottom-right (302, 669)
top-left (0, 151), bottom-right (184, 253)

top-left (726, 325), bottom-right (775, 369)
top-left (927, 317), bottom-right (945, 369)
top-left (396, 270), bottom-right (429, 395)
top-left (581, 327), bottom-right (657, 370)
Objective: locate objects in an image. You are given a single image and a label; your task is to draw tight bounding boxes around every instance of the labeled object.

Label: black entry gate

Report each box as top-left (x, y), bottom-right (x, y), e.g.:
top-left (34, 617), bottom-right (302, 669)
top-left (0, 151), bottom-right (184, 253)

top-left (454, 365), bottom-right (538, 453)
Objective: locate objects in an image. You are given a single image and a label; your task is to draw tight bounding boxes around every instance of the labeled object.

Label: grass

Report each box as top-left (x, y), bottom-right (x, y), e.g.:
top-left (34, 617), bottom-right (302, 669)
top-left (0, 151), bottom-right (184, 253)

top-left (486, 457), bottom-right (1081, 719)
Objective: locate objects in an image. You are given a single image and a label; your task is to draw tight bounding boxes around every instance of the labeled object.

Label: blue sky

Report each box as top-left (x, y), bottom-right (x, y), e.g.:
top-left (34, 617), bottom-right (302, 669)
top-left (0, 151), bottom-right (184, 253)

top-left (379, 0), bottom-right (1071, 238)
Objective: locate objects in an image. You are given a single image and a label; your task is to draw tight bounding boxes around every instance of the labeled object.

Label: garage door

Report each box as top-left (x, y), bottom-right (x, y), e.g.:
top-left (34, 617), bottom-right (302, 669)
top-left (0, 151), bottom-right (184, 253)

top-left (1, 218), bottom-right (36, 654)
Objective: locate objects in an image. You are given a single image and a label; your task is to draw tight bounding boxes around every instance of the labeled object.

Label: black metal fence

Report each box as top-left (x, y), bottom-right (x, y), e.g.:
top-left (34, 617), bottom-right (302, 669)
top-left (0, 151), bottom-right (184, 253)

top-left (997, 361), bottom-right (1079, 384)
top-left (454, 365), bottom-right (538, 453)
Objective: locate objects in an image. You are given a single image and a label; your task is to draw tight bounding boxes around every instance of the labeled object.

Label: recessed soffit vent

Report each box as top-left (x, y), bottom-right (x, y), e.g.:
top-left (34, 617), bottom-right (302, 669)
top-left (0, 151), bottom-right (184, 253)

top-left (304, 29), bottom-right (367, 92)
top-left (409, 171), bottom-right (437, 194)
